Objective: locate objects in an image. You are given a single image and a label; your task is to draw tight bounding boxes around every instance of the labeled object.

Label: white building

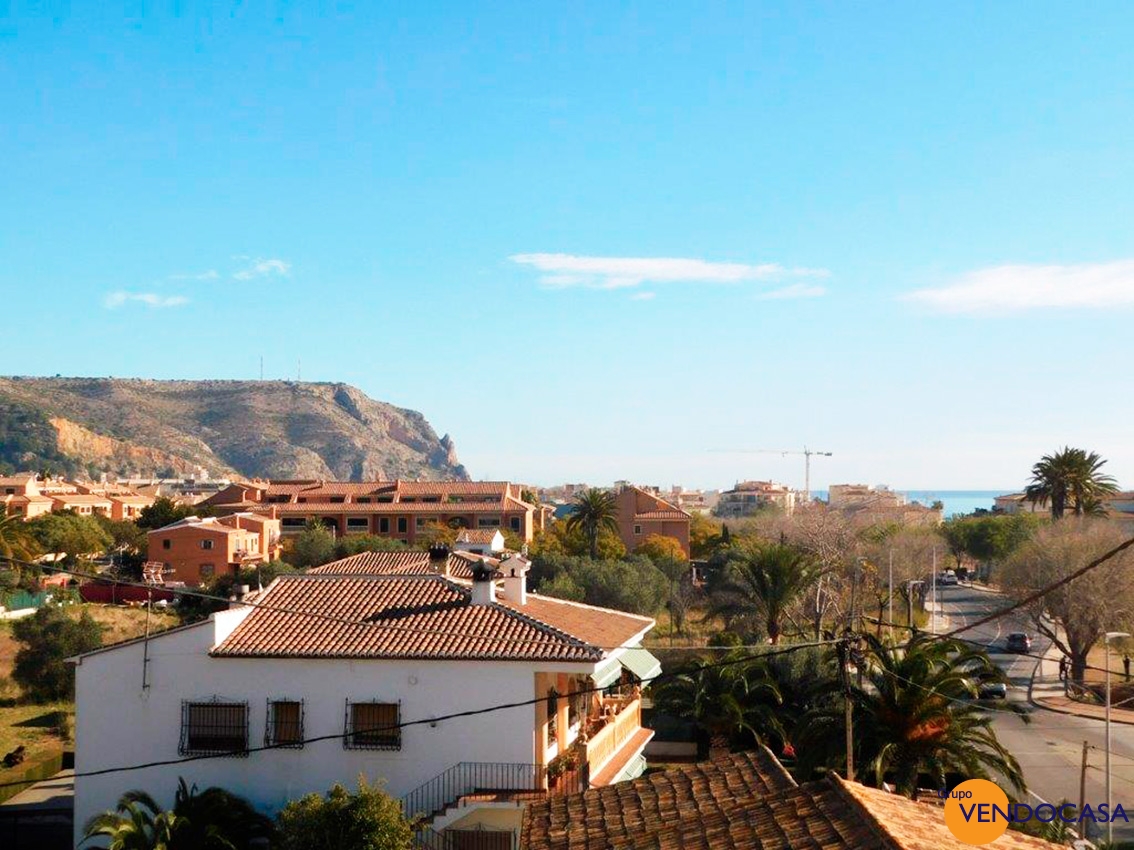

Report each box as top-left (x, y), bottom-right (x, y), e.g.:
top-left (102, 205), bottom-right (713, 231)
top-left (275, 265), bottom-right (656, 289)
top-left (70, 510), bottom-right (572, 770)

top-left (72, 556), bottom-right (658, 848)
top-left (453, 527), bottom-right (506, 555)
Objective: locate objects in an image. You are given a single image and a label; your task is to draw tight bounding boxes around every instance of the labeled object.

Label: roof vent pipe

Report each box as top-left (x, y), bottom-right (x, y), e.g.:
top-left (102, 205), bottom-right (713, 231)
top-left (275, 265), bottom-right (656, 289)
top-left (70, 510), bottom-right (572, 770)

top-left (469, 560), bottom-right (496, 605)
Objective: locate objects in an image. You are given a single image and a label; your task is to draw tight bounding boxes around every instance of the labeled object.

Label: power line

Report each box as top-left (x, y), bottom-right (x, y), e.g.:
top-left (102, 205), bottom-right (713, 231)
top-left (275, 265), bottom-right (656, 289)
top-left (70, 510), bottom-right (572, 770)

top-left (0, 638), bottom-right (837, 790)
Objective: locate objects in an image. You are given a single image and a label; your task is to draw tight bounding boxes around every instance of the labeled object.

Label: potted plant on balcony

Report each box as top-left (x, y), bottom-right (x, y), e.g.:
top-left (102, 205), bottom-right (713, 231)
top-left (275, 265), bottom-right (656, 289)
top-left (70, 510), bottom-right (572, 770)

top-left (545, 743), bottom-right (583, 791)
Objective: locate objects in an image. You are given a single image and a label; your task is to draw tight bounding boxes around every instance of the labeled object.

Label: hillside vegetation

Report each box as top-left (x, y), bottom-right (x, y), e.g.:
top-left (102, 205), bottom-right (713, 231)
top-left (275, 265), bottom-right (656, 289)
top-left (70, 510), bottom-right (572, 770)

top-left (0, 377), bottom-right (467, 481)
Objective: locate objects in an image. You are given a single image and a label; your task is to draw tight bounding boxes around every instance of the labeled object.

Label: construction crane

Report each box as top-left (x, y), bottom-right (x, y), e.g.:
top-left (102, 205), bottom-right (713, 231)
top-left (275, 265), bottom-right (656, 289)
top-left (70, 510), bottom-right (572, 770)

top-left (711, 446), bottom-right (833, 503)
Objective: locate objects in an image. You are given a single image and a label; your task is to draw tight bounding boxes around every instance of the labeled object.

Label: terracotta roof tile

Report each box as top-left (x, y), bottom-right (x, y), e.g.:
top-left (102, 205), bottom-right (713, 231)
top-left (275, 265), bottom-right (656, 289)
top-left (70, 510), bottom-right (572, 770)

top-left (307, 550), bottom-right (434, 575)
top-left (633, 510), bottom-right (690, 520)
top-left (456, 529), bottom-right (503, 544)
top-left (521, 749), bottom-right (798, 850)
top-left (267, 502), bottom-right (516, 514)
top-left (521, 753), bottom-right (1065, 850)
top-left (499, 594), bottom-right (654, 651)
top-left (211, 575), bottom-right (604, 662)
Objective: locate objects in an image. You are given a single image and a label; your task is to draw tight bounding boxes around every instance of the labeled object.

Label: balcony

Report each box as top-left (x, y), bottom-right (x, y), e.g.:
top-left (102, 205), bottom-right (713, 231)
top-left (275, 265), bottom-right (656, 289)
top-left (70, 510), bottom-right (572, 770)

top-left (581, 691), bottom-right (651, 784)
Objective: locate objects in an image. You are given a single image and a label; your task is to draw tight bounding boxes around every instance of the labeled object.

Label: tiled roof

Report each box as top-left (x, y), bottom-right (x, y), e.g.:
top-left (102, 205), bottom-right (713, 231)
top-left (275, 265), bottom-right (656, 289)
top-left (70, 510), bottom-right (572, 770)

top-left (50, 493), bottom-right (112, 505)
top-left (266, 502), bottom-right (517, 514)
top-left (521, 753), bottom-right (1063, 850)
top-left (633, 510), bottom-right (690, 520)
top-left (499, 594), bottom-right (654, 651)
top-left (396, 481), bottom-right (513, 496)
top-left (307, 550), bottom-right (434, 575)
top-left (211, 575), bottom-right (604, 662)
top-left (521, 749), bottom-right (797, 850)
top-left (151, 517), bottom-right (255, 536)
top-left (445, 551), bottom-right (498, 580)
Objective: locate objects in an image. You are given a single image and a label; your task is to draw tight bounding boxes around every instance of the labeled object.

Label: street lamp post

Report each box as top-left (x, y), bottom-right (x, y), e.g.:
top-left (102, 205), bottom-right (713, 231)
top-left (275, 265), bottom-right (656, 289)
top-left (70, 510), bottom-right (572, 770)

top-left (1106, 630), bottom-right (1131, 846)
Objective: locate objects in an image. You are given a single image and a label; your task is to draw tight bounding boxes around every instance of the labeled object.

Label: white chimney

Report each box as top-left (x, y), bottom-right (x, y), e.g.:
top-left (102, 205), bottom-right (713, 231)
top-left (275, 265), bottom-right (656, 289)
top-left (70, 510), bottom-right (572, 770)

top-left (500, 555), bottom-right (530, 606)
top-left (469, 558), bottom-right (497, 605)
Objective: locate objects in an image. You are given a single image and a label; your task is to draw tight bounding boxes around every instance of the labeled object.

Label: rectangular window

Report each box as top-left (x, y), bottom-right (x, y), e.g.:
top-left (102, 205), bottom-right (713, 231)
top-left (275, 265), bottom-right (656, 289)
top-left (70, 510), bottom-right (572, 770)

top-left (200, 564), bottom-right (215, 578)
top-left (179, 700), bottom-right (248, 756)
top-left (477, 517), bottom-right (501, 528)
top-left (344, 700), bottom-right (401, 750)
top-left (397, 518), bottom-right (407, 534)
top-left (330, 496), bottom-right (345, 503)
top-left (200, 539), bottom-right (214, 550)
top-left (162, 539), bottom-right (171, 550)
top-left (282, 517), bottom-right (306, 529)
top-left (634, 525), bottom-right (642, 535)
top-left (510, 517), bottom-right (521, 532)
top-left (415, 517), bottom-right (429, 530)
top-left (346, 517), bottom-right (369, 531)
top-left (378, 517), bottom-right (390, 533)
top-left (265, 699), bottom-right (304, 748)
top-left (356, 497), bottom-right (371, 504)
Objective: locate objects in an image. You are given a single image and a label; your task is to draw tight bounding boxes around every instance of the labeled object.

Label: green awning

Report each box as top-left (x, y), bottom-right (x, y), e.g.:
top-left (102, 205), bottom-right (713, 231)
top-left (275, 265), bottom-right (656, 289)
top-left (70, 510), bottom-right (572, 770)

top-left (619, 647), bottom-right (662, 684)
top-left (591, 657), bottom-right (623, 689)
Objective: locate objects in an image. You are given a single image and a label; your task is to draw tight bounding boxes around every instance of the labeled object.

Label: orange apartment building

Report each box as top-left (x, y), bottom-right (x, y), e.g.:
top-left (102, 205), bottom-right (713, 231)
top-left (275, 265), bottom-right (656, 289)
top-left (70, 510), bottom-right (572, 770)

top-left (1, 474), bottom-right (155, 521)
top-left (614, 485), bottom-right (692, 557)
top-left (202, 479), bottom-right (547, 545)
top-left (0, 474), bottom-right (55, 520)
top-left (147, 513), bottom-right (283, 585)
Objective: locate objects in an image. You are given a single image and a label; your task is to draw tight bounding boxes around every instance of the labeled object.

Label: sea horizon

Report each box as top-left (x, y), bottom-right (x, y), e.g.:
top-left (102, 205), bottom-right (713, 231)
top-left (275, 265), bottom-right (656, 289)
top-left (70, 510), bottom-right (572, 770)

top-left (813, 489), bottom-right (1013, 518)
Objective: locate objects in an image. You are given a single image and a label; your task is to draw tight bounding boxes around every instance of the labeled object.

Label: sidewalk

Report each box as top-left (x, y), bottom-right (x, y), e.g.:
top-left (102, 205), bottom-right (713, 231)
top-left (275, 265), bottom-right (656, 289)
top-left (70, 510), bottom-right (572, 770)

top-left (1030, 675), bottom-right (1134, 726)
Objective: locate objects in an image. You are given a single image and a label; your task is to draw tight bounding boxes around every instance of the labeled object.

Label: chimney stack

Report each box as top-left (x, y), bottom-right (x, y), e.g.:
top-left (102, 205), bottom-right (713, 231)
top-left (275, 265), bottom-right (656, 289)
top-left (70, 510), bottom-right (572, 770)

top-left (499, 555), bottom-right (530, 606)
top-left (469, 558), bottom-right (496, 605)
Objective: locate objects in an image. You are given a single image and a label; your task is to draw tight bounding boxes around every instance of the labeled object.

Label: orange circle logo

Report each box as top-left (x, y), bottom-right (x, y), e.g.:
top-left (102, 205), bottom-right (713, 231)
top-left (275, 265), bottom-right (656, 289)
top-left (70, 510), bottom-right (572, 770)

top-left (943, 779), bottom-right (1010, 845)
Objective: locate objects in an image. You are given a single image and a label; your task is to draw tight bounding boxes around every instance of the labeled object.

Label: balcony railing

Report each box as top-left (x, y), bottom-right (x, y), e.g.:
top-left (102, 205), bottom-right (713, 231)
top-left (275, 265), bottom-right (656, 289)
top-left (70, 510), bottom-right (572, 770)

top-left (584, 696), bottom-right (642, 778)
top-left (401, 762), bottom-right (586, 826)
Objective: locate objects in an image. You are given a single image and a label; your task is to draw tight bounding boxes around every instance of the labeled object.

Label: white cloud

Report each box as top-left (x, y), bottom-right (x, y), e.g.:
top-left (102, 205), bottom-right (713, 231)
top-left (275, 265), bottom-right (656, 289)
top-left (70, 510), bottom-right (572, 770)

top-left (234, 258), bottom-right (291, 280)
top-left (905, 260), bottom-right (1134, 314)
top-left (754, 283), bottom-right (827, 301)
top-left (104, 291), bottom-right (189, 309)
top-left (509, 253), bottom-right (829, 290)
top-left (630, 291), bottom-right (657, 301)
top-left (169, 270), bottom-right (219, 281)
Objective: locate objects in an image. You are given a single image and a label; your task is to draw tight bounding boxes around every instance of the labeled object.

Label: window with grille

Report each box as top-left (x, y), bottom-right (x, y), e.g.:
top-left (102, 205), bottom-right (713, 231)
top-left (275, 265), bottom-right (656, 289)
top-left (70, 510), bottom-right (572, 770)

top-left (179, 700), bottom-right (248, 756)
top-left (344, 700), bottom-right (401, 750)
top-left (265, 699), bottom-right (304, 748)
top-left (200, 539), bottom-right (215, 550)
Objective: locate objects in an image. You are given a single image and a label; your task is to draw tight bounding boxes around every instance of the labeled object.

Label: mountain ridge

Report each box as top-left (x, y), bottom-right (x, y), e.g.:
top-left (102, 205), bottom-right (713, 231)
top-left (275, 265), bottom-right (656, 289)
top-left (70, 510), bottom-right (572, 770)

top-left (0, 377), bottom-right (468, 482)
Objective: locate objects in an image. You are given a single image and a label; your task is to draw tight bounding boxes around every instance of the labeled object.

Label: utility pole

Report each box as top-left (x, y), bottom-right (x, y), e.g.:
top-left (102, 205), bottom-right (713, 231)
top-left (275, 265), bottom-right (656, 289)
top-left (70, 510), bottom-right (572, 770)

top-left (1079, 739), bottom-right (1089, 839)
top-left (838, 638), bottom-right (855, 782)
top-left (888, 549), bottom-right (894, 641)
top-left (930, 547), bottom-right (938, 634)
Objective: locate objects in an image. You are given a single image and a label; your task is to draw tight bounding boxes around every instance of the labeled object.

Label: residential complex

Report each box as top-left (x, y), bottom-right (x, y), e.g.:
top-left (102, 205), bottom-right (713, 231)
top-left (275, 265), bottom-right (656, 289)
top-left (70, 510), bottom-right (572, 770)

top-left (71, 555), bottom-right (659, 848)
top-left (0, 473), bottom-right (155, 521)
top-left (714, 480), bottom-right (796, 518)
top-left (827, 483), bottom-right (943, 527)
top-left (203, 479), bottom-right (551, 544)
top-left (146, 513), bottom-right (282, 585)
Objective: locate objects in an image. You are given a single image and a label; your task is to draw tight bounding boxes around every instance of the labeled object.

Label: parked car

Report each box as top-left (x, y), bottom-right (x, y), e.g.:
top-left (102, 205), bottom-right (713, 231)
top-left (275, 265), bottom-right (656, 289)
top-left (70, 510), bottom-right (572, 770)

top-left (976, 671), bottom-right (1008, 700)
top-left (939, 570), bottom-right (959, 586)
top-left (1006, 633), bottom-right (1032, 653)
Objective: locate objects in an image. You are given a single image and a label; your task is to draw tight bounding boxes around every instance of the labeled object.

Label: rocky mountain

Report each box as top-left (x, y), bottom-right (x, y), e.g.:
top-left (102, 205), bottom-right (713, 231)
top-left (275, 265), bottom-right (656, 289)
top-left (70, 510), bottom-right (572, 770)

top-left (0, 377), bottom-right (468, 482)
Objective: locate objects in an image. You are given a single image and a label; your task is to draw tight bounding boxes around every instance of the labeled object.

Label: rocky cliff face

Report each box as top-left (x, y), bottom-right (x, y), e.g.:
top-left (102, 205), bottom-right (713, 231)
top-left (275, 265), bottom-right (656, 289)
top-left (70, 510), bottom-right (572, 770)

top-left (0, 377), bottom-right (468, 481)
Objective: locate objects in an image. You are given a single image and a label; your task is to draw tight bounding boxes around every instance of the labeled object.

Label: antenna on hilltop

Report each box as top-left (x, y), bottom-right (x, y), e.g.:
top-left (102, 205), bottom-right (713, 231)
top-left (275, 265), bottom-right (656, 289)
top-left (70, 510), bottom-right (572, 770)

top-left (297, 358), bottom-right (302, 382)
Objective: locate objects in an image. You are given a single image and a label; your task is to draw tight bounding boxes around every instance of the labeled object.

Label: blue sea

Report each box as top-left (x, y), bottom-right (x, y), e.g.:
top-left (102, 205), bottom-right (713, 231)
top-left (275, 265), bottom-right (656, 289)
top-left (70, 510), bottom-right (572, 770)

top-left (812, 490), bottom-right (1008, 518)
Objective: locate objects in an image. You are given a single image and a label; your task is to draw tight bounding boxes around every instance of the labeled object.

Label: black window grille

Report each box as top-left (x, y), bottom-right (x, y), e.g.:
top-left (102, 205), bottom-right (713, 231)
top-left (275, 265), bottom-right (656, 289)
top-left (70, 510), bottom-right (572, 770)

top-left (179, 699), bottom-right (248, 757)
top-left (343, 699), bottom-right (401, 750)
top-left (265, 699), bottom-right (305, 748)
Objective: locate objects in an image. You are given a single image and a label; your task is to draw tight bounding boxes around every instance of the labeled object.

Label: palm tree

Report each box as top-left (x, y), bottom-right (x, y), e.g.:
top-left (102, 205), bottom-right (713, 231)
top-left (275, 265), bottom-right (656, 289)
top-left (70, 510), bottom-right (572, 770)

top-left (565, 488), bottom-right (620, 559)
top-left (82, 778), bottom-right (274, 849)
top-left (794, 634), bottom-right (1026, 796)
top-left (1025, 447), bottom-right (1118, 520)
top-left (82, 790), bottom-right (183, 850)
top-left (0, 512), bottom-right (39, 562)
top-left (653, 651), bottom-right (784, 753)
top-left (709, 543), bottom-right (824, 644)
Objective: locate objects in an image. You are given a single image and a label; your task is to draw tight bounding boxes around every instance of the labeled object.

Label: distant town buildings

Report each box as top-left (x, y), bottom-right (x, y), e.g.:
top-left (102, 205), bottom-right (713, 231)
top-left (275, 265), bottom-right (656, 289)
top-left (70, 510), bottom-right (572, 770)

top-left (826, 483), bottom-right (943, 527)
top-left (715, 480), bottom-right (796, 518)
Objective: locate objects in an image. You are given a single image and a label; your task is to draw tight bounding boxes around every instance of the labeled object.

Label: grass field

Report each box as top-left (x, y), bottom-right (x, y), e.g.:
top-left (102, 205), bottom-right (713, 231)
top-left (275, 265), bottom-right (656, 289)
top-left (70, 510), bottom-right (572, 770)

top-left (0, 603), bottom-right (178, 784)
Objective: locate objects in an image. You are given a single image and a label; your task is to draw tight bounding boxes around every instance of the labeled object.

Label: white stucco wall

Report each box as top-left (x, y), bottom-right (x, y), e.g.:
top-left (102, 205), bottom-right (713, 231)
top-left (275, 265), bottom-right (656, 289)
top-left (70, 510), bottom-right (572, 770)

top-left (73, 611), bottom-right (594, 848)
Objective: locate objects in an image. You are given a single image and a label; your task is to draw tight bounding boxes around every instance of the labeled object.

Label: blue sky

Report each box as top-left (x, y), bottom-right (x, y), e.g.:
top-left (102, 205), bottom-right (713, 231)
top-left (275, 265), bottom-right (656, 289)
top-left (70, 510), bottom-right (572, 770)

top-left (3, 2), bottom-right (1133, 491)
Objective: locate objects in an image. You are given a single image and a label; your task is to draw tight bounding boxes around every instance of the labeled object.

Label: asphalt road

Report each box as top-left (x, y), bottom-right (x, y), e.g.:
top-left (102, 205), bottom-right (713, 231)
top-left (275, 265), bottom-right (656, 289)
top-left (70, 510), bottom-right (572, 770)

top-left (935, 583), bottom-right (1134, 841)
